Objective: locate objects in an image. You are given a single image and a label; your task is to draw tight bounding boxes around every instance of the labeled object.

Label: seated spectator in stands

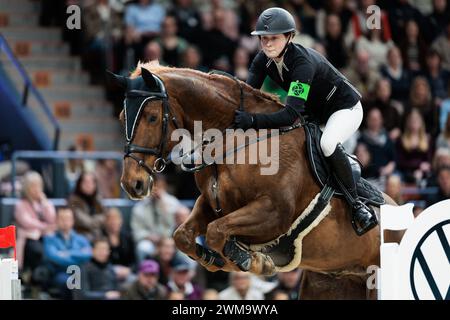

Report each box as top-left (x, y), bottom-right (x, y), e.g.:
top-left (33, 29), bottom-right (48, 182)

top-left (156, 15), bottom-right (188, 67)
top-left (14, 171), bottom-right (56, 271)
top-left (426, 166), bottom-right (450, 206)
top-left (322, 14), bottom-right (348, 70)
top-left (291, 14), bottom-right (315, 48)
top-left (437, 115), bottom-right (450, 151)
top-left (202, 288), bottom-right (219, 300)
top-left (43, 207), bottom-right (92, 299)
top-left (82, 0), bottom-right (124, 84)
top-left (173, 206), bottom-right (190, 233)
top-left (368, 78), bottom-right (403, 141)
top-left (143, 41), bottom-right (165, 64)
top-left (431, 18), bottom-right (450, 71)
top-left (407, 76), bottom-right (440, 138)
top-left (219, 272), bottom-right (264, 300)
top-left (102, 207), bottom-right (136, 285)
top-left (166, 257), bottom-right (203, 300)
top-left (232, 47), bottom-right (250, 81)
top-left (121, 259), bottom-right (167, 300)
top-left (358, 108), bottom-right (396, 181)
top-left (68, 172), bottom-right (105, 241)
top-left (95, 159), bottom-right (121, 198)
top-left (180, 45), bottom-right (207, 71)
top-left (168, 0), bottom-right (203, 45)
top-left (380, 46), bottom-right (412, 103)
top-left (315, 0), bottom-right (352, 41)
top-left (388, 0), bottom-right (426, 44)
top-left (399, 19), bottom-right (427, 73)
top-left (65, 145), bottom-right (84, 192)
top-left (152, 237), bottom-right (177, 285)
top-left (265, 268), bottom-right (302, 300)
top-left (271, 290), bottom-right (290, 300)
top-left (74, 238), bottom-right (121, 300)
top-left (424, 49), bottom-right (450, 107)
top-left (354, 142), bottom-right (378, 179)
top-left (124, 0), bottom-right (166, 61)
top-left (168, 291), bottom-right (185, 300)
top-left (385, 174), bottom-right (405, 205)
top-left (131, 174), bottom-right (181, 261)
top-left (396, 109), bottom-right (433, 184)
top-left (355, 26), bottom-right (394, 71)
top-left (427, 0), bottom-right (449, 42)
top-left (343, 48), bottom-right (380, 100)
top-left (433, 147), bottom-right (450, 171)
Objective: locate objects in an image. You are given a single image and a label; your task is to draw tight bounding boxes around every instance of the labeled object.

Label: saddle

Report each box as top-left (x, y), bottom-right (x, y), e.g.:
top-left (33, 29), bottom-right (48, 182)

top-left (303, 122), bottom-right (385, 207)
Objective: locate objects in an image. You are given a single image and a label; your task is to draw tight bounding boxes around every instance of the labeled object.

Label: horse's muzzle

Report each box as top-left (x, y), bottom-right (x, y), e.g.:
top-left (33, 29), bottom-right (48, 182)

top-left (121, 176), bottom-right (153, 200)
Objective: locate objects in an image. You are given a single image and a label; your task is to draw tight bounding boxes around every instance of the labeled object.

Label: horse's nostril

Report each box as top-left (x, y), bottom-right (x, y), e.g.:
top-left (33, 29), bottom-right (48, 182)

top-left (135, 180), bottom-right (144, 194)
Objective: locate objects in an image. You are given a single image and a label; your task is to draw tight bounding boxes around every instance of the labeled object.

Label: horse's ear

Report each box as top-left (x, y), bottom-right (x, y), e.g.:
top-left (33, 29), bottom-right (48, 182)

top-left (105, 70), bottom-right (128, 89)
top-left (141, 67), bottom-right (158, 90)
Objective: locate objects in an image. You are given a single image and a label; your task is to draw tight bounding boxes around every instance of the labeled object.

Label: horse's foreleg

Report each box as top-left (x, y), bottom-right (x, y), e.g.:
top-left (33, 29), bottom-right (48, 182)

top-left (173, 195), bottom-right (228, 271)
top-left (205, 196), bottom-right (288, 275)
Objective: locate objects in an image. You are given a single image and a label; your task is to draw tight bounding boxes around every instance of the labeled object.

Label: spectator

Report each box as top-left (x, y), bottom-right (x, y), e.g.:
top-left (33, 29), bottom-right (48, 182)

top-left (124, 0), bottom-right (166, 61)
top-left (385, 174), bottom-right (405, 205)
top-left (354, 142), bottom-right (377, 179)
top-left (265, 268), bottom-right (302, 300)
top-left (218, 272), bottom-right (264, 300)
top-left (232, 47), bottom-right (250, 81)
top-left (358, 108), bottom-right (396, 181)
top-left (431, 18), bottom-right (450, 71)
top-left (388, 0), bottom-right (426, 44)
top-left (271, 290), bottom-right (290, 300)
top-left (95, 159), bottom-right (121, 198)
top-left (74, 238), bottom-right (121, 300)
top-left (291, 14), bottom-right (315, 48)
top-left (426, 166), bottom-right (450, 206)
top-left (68, 172), bottom-right (105, 241)
top-left (131, 174), bottom-right (181, 262)
top-left (322, 14), bottom-right (348, 69)
top-left (355, 27), bottom-right (394, 71)
top-left (427, 0), bottom-right (449, 42)
top-left (202, 288), bottom-right (219, 300)
top-left (315, 0), bottom-right (353, 41)
top-left (102, 207), bottom-right (136, 285)
top-left (81, 0), bottom-right (124, 84)
top-left (143, 41), bottom-right (165, 64)
top-left (152, 237), bottom-right (178, 286)
top-left (368, 78), bottom-right (403, 141)
top-left (65, 145), bottom-right (84, 193)
top-left (121, 260), bottom-right (167, 300)
top-left (396, 109), bottom-right (433, 184)
top-left (436, 114), bottom-right (450, 150)
top-left (380, 46), bottom-right (412, 103)
top-left (180, 45), bottom-right (207, 71)
top-left (407, 76), bottom-right (440, 137)
top-left (343, 48), bottom-right (380, 100)
top-left (424, 49), bottom-right (450, 106)
top-left (14, 171), bottom-right (56, 271)
top-left (156, 15), bottom-right (189, 67)
top-left (399, 19), bottom-right (427, 73)
top-left (43, 207), bottom-right (92, 299)
top-left (173, 206), bottom-right (190, 233)
top-left (166, 257), bottom-right (203, 300)
top-left (168, 0), bottom-right (203, 45)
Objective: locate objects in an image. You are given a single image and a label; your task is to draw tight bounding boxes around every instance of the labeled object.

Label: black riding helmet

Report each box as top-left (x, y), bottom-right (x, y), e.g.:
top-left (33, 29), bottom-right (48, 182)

top-left (251, 7), bottom-right (296, 36)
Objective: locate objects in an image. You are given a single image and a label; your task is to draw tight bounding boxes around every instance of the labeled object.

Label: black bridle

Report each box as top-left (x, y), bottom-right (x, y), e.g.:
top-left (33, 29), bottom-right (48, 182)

top-left (123, 75), bottom-right (179, 175)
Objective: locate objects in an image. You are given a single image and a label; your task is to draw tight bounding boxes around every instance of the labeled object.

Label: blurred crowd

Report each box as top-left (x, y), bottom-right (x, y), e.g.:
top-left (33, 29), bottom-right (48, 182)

top-left (5, 0), bottom-right (450, 299)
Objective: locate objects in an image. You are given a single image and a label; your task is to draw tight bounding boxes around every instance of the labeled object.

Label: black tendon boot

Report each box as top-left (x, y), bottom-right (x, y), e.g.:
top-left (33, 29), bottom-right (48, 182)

top-left (327, 144), bottom-right (378, 235)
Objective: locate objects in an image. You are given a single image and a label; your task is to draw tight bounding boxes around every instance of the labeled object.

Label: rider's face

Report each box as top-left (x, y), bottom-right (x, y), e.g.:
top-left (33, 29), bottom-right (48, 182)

top-left (260, 34), bottom-right (289, 59)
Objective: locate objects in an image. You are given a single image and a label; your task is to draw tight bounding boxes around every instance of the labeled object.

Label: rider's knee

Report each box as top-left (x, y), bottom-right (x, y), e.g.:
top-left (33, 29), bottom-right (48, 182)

top-left (320, 134), bottom-right (337, 157)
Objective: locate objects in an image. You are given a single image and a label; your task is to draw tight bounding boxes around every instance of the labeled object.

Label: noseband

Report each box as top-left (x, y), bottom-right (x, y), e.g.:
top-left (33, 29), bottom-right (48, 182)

top-left (123, 75), bottom-right (179, 175)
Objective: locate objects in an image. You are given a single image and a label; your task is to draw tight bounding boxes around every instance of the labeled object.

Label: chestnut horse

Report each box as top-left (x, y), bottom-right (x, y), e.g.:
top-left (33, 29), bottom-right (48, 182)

top-left (110, 62), bottom-right (398, 299)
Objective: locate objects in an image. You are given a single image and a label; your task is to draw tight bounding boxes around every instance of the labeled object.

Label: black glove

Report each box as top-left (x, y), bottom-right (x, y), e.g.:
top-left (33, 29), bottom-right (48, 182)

top-left (234, 110), bottom-right (254, 130)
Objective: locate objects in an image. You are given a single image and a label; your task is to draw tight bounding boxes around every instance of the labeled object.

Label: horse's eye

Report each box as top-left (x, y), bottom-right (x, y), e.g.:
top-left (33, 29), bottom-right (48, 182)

top-left (148, 115), bottom-right (158, 123)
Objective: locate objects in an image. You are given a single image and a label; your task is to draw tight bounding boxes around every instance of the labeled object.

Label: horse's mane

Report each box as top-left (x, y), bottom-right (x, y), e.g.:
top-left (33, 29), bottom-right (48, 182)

top-left (130, 61), bottom-right (283, 106)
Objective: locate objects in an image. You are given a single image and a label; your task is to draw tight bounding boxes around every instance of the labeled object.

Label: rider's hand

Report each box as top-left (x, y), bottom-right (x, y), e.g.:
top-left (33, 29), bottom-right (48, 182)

top-left (234, 110), bottom-right (254, 130)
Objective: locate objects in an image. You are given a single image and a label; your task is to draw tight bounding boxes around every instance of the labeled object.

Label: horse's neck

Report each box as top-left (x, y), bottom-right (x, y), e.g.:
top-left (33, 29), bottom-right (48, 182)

top-left (176, 75), bottom-right (284, 133)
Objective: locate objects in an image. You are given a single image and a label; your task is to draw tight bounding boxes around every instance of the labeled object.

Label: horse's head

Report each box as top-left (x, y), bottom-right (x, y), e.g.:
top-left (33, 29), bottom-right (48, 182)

top-left (108, 67), bottom-right (180, 199)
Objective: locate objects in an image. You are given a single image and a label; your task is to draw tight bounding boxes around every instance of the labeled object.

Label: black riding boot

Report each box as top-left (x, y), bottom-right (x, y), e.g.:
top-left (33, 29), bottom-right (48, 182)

top-left (327, 144), bottom-right (378, 236)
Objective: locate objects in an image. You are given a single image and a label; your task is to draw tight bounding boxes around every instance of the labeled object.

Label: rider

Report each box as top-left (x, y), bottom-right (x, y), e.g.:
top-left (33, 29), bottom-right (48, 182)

top-left (233, 7), bottom-right (377, 235)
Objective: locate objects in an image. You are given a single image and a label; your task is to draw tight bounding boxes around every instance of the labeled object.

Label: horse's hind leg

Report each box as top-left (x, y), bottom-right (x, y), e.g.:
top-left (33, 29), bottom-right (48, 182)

top-left (173, 195), bottom-right (231, 271)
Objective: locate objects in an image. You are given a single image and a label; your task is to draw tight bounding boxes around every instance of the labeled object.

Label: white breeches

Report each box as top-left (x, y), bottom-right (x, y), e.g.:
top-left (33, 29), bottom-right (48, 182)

top-left (320, 101), bottom-right (363, 157)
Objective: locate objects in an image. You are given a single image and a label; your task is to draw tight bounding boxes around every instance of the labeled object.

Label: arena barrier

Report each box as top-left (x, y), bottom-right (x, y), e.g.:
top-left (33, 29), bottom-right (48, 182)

top-left (378, 200), bottom-right (450, 300)
top-left (0, 225), bottom-right (21, 300)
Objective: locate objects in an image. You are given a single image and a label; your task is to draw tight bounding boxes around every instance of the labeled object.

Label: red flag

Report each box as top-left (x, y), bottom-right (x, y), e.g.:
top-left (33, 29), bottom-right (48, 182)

top-left (0, 225), bottom-right (16, 259)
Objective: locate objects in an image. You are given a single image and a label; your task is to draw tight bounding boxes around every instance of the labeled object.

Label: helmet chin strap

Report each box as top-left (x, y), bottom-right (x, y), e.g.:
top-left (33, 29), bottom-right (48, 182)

top-left (277, 33), bottom-right (293, 59)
